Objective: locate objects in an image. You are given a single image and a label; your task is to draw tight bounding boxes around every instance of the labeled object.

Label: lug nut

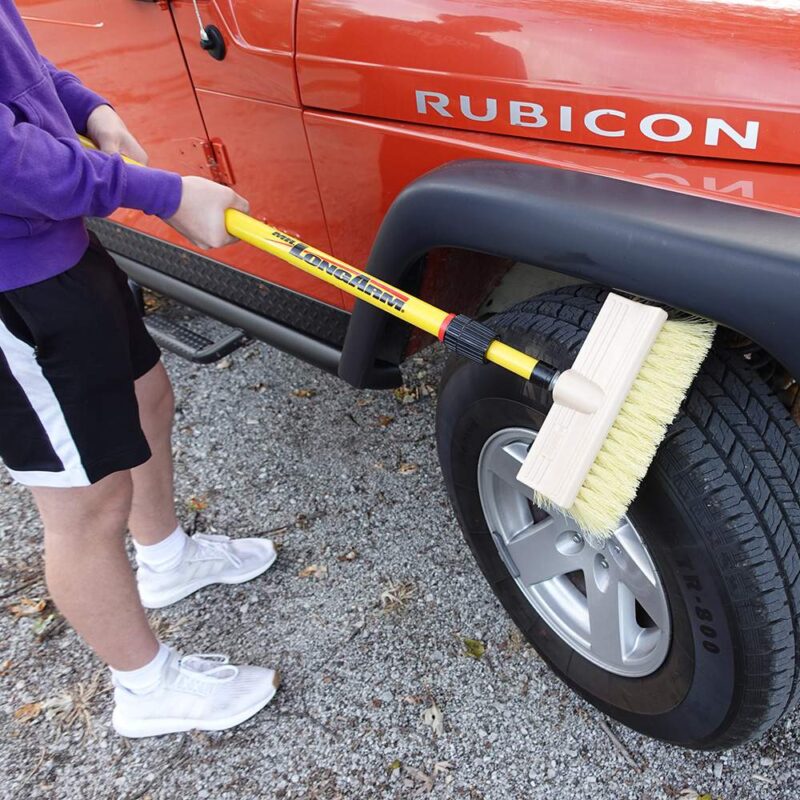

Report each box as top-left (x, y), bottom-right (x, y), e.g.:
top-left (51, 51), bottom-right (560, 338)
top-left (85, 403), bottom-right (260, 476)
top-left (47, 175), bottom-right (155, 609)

top-left (600, 558), bottom-right (609, 569)
top-left (572, 533), bottom-right (583, 544)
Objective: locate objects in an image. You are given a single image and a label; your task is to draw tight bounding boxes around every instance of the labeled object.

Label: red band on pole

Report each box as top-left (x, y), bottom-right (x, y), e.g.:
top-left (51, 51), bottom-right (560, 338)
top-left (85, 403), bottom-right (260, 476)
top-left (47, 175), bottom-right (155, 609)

top-left (438, 313), bottom-right (456, 341)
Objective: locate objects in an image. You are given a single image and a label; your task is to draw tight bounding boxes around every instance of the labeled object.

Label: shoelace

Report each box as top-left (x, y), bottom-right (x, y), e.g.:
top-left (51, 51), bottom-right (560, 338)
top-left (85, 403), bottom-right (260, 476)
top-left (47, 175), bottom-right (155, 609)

top-left (176, 653), bottom-right (239, 694)
top-left (189, 533), bottom-right (243, 568)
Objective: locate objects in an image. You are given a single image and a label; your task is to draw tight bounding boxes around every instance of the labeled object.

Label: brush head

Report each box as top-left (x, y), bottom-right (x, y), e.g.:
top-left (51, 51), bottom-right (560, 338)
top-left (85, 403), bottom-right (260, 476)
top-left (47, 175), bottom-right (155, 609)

top-left (517, 294), bottom-right (716, 538)
top-left (565, 316), bottom-right (716, 536)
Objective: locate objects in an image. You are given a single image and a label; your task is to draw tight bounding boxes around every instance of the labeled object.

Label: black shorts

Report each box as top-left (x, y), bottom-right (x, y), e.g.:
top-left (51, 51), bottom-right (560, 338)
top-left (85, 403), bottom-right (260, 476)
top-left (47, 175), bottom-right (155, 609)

top-left (0, 236), bottom-right (161, 487)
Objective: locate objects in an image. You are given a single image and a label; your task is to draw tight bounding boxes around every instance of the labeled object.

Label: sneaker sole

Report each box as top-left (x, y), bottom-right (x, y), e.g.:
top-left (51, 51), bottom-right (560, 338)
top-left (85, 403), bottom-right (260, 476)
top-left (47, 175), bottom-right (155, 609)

top-left (139, 549), bottom-right (277, 609)
top-left (112, 671), bottom-right (282, 738)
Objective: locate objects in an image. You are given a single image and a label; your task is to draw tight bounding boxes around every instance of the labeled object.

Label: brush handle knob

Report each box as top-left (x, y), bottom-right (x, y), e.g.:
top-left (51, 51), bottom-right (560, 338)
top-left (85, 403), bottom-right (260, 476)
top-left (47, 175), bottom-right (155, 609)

top-left (552, 370), bottom-right (604, 414)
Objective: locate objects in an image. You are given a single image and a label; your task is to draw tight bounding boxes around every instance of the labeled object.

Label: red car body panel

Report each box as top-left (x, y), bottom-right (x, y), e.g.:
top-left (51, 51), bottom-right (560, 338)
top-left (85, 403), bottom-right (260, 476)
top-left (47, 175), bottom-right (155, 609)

top-left (18, 0), bottom-right (800, 317)
top-left (297, 0), bottom-right (800, 166)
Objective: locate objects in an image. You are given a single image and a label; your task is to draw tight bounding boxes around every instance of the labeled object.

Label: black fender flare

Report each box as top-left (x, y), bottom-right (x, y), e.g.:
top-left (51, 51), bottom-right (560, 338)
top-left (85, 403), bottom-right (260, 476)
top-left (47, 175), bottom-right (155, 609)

top-left (340, 159), bottom-right (800, 387)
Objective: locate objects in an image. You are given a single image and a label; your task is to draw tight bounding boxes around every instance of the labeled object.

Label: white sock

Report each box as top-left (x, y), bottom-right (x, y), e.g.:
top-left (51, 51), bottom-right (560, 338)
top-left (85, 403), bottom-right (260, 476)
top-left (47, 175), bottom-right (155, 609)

top-left (134, 525), bottom-right (189, 573)
top-left (111, 643), bottom-right (170, 695)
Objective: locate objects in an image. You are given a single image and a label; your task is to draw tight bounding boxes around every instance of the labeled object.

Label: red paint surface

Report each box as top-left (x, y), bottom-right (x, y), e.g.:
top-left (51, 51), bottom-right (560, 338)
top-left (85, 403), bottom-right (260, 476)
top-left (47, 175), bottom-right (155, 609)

top-left (297, 0), bottom-right (800, 165)
top-left (19, 0), bottom-right (800, 317)
top-left (170, 1), bottom-right (298, 107)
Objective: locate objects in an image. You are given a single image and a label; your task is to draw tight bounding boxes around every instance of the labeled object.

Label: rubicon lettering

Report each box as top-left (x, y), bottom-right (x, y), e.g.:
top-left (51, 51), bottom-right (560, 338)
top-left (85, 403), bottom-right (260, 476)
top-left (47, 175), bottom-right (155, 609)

top-left (277, 234), bottom-right (408, 312)
top-left (415, 91), bottom-right (760, 151)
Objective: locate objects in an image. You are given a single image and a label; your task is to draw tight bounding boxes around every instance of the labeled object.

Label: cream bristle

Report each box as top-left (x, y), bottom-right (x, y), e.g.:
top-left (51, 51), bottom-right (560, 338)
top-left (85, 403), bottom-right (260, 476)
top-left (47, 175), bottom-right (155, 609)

top-left (556, 317), bottom-right (716, 538)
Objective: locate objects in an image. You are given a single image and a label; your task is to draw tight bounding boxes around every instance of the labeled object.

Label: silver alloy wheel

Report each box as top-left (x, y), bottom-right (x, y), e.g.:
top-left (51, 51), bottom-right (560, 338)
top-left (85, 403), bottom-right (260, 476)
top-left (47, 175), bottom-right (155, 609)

top-left (477, 427), bottom-right (671, 677)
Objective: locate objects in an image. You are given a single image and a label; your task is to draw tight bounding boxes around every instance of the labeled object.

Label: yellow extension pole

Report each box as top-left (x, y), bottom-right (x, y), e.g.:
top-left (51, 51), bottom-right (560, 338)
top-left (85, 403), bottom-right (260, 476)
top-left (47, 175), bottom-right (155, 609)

top-left (79, 135), bottom-right (540, 381)
top-left (225, 210), bottom-right (540, 380)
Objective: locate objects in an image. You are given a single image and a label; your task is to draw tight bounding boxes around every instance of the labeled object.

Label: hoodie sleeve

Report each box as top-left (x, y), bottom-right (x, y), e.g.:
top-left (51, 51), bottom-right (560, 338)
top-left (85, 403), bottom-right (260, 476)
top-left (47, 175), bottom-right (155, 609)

top-left (40, 57), bottom-right (109, 134)
top-left (0, 102), bottom-right (183, 221)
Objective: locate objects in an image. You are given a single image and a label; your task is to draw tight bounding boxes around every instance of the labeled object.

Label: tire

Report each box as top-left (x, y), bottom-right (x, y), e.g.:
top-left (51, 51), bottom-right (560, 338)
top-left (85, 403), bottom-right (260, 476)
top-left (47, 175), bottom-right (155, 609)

top-left (436, 285), bottom-right (800, 749)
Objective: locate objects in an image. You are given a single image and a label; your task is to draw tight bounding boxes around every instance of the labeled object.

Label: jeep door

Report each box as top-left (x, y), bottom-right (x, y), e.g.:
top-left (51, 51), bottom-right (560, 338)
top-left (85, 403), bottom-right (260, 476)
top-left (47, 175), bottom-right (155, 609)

top-left (20, 0), bottom-right (342, 308)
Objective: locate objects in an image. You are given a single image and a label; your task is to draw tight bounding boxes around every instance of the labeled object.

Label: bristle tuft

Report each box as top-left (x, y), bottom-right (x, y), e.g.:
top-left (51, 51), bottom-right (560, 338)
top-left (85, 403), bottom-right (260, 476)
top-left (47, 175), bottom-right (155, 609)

top-left (566, 317), bottom-right (717, 538)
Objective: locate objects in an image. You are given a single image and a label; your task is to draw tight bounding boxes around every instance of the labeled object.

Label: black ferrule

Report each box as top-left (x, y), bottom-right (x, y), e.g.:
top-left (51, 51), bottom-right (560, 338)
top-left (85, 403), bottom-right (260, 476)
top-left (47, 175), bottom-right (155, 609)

top-left (531, 362), bottom-right (560, 391)
top-left (442, 314), bottom-right (497, 364)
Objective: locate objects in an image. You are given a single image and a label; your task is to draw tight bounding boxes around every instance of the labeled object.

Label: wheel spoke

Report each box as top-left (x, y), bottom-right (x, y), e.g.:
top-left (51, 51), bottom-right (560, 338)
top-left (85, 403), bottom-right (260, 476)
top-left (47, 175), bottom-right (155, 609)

top-left (486, 441), bottom-right (529, 490)
top-left (586, 574), bottom-right (625, 665)
top-left (506, 516), bottom-right (576, 585)
top-left (614, 523), bottom-right (657, 587)
top-left (611, 525), bottom-right (670, 631)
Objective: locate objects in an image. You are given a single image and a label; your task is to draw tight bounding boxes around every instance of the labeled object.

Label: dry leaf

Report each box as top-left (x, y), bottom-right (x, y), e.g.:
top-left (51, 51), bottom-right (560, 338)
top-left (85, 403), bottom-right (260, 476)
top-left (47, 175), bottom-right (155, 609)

top-left (463, 638), bottom-right (486, 659)
top-left (393, 386), bottom-right (418, 404)
top-left (32, 613), bottom-right (57, 637)
top-left (387, 759), bottom-right (402, 774)
top-left (0, 659), bottom-right (12, 676)
top-left (42, 694), bottom-right (74, 719)
top-left (398, 462), bottom-right (418, 475)
top-left (377, 415), bottom-right (394, 427)
top-left (186, 496), bottom-right (208, 512)
top-left (356, 397), bottom-right (373, 407)
top-left (422, 703), bottom-right (444, 736)
top-left (337, 550), bottom-right (358, 562)
top-left (403, 765), bottom-right (434, 792)
top-left (143, 291), bottom-right (163, 313)
top-left (215, 357), bottom-right (232, 370)
top-left (147, 612), bottom-right (186, 641)
top-left (9, 597), bottom-right (47, 618)
top-left (501, 628), bottom-right (526, 654)
top-left (42, 671), bottom-right (108, 739)
top-left (14, 702), bottom-right (43, 722)
top-left (380, 580), bottom-right (416, 612)
top-left (298, 564), bottom-right (327, 579)
top-left (292, 388), bottom-right (317, 398)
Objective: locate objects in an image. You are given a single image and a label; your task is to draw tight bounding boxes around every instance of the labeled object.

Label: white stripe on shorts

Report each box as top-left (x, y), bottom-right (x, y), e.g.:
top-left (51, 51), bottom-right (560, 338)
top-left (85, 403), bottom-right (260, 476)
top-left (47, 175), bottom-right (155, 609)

top-left (0, 317), bottom-right (90, 488)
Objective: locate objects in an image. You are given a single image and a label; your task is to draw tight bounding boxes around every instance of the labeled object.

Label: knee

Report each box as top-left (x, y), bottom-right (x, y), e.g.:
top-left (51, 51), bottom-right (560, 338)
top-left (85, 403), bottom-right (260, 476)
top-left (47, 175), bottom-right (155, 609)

top-left (36, 471), bottom-right (134, 539)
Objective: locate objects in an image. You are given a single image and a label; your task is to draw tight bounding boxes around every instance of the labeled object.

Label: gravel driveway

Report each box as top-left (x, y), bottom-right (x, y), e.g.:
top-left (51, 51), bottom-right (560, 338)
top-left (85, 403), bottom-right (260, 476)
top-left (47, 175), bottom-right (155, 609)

top-left (1, 308), bottom-right (798, 800)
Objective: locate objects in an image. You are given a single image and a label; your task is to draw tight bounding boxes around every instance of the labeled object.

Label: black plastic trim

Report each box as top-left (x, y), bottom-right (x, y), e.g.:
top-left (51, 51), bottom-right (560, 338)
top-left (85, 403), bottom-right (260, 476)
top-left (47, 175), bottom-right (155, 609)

top-left (113, 254), bottom-right (402, 388)
top-left (339, 160), bottom-right (800, 386)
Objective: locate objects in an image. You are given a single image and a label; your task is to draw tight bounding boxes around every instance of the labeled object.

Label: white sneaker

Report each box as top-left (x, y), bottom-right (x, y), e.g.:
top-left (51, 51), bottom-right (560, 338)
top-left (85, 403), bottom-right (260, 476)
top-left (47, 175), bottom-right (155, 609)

top-left (112, 651), bottom-right (280, 738)
top-left (137, 533), bottom-right (277, 609)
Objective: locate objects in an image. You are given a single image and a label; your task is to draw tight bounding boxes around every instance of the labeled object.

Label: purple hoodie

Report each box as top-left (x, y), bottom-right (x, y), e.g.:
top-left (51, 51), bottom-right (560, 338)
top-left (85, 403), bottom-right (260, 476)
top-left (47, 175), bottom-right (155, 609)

top-left (0, 0), bottom-right (183, 291)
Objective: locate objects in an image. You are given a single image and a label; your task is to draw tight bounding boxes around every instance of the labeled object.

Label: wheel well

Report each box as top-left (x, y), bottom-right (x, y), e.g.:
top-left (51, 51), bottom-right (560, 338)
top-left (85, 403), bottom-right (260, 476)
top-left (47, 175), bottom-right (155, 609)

top-left (417, 253), bottom-right (800, 423)
top-left (339, 159), bottom-right (800, 389)
top-left (402, 249), bottom-right (587, 358)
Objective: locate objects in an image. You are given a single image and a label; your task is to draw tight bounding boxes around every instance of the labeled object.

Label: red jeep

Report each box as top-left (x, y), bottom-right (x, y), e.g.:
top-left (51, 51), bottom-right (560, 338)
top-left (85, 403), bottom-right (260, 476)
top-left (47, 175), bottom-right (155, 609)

top-left (24, 0), bottom-right (800, 749)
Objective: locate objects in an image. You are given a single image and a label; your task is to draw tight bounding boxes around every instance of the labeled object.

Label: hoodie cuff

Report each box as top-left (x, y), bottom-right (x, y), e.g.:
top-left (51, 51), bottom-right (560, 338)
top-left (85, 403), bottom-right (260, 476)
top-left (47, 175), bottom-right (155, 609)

top-left (55, 78), bottom-right (110, 134)
top-left (121, 164), bottom-right (183, 219)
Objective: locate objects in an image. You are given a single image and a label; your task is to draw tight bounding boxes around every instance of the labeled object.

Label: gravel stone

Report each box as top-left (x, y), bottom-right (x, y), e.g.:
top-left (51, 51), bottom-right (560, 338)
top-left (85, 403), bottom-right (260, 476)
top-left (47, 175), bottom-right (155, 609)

top-left (1, 308), bottom-right (799, 798)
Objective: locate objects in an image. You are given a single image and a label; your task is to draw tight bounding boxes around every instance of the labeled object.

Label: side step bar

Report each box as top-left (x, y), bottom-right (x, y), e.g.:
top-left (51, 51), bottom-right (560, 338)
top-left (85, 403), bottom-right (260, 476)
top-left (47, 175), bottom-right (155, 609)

top-left (113, 253), bottom-right (402, 388)
top-left (144, 315), bottom-right (247, 365)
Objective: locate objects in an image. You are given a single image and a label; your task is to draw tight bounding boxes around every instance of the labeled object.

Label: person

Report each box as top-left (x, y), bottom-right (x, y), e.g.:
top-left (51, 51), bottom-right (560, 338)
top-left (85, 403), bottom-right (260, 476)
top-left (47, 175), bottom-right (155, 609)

top-left (0, 1), bottom-right (280, 738)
